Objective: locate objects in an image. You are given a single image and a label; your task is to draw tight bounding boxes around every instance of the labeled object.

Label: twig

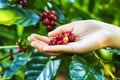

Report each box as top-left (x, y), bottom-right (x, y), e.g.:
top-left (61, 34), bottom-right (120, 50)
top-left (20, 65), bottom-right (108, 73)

top-left (0, 55), bottom-right (9, 61)
top-left (0, 45), bottom-right (18, 49)
top-left (92, 51), bottom-right (115, 79)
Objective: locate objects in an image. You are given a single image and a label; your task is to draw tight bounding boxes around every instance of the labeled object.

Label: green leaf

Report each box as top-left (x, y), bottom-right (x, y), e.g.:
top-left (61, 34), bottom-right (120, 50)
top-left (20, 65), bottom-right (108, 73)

top-left (17, 25), bottom-right (24, 37)
top-left (27, 0), bottom-right (48, 13)
top-left (105, 47), bottom-right (120, 55)
top-left (47, 1), bottom-right (65, 24)
top-left (4, 52), bottom-right (31, 79)
top-left (36, 59), bottom-right (62, 80)
top-left (0, 29), bottom-right (15, 40)
top-left (0, 25), bottom-right (17, 44)
top-left (0, 5), bottom-right (40, 26)
top-left (60, 0), bottom-right (74, 10)
top-left (88, 0), bottom-right (96, 12)
top-left (25, 51), bottom-right (50, 80)
top-left (0, 0), bottom-right (11, 8)
top-left (53, 55), bottom-right (71, 80)
top-left (70, 54), bottom-right (104, 80)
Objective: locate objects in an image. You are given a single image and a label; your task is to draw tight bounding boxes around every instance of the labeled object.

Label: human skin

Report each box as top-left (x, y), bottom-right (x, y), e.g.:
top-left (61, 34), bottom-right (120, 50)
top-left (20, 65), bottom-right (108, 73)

top-left (28, 20), bottom-right (120, 55)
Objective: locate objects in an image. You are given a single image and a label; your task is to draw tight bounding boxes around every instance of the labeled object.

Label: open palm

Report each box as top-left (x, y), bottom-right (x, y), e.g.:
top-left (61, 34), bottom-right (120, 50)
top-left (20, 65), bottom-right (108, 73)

top-left (28, 20), bottom-right (118, 55)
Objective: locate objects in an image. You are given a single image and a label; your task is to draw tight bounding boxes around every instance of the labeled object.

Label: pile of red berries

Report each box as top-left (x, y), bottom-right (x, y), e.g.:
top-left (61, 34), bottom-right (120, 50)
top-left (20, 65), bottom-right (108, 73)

top-left (40, 10), bottom-right (57, 31)
top-left (49, 32), bottom-right (76, 45)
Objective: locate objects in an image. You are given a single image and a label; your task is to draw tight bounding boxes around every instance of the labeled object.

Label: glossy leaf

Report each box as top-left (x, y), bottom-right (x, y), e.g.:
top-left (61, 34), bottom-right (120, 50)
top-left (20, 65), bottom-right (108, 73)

top-left (0, 5), bottom-right (39, 26)
top-left (25, 51), bottom-right (50, 80)
top-left (105, 47), bottom-right (120, 55)
top-left (0, 0), bottom-right (11, 8)
top-left (36, 59), bottom-right (61, 80)
top-left (4, 52), bottom-right (31, 79)
top-left (70, 54), bottom-right (104, 80)
top-left (47, 1), bottom-right (65, 23)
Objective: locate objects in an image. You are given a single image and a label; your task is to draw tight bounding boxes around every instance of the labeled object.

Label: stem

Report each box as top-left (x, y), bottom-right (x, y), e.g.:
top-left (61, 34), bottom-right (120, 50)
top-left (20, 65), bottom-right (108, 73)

top-left (0, 45), bottom-right (18, 49)
top-left (92, 51), bottom-right (115, 79)
top-left (0, 45), bottom-right (18, 61)
top-left (0, 51), bottom-right (20, 61)
top-left (0, 55), bottom-right (9, 61)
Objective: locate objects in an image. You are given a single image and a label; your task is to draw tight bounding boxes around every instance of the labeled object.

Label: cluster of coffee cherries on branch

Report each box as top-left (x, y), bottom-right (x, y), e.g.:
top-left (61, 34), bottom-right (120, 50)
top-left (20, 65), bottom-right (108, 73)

top-left (8, 42), bottom-right (23, 61)
top-left (49, 32), bottom-right (76, 45)
top-left (40, 10), bottom-right (57, 31)
top-left (16, 41), bottom-right (23, 53)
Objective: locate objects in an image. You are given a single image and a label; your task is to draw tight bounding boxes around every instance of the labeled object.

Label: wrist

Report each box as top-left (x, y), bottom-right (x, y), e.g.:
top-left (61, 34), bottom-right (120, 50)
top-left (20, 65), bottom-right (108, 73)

top-left (109, 26), bottom-right (120, 48)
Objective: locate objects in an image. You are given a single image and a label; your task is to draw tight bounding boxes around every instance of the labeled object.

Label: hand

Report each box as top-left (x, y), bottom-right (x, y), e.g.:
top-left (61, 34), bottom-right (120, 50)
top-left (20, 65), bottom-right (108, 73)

top-left (28, 20), bottom-right (120, 55)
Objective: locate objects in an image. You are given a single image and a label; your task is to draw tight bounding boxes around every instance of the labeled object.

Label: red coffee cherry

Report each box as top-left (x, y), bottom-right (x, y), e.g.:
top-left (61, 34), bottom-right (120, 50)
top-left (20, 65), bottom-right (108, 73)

top-left (17, 47), bottom-right (23, 53)
top-left (50, 10), bottom-right (56, 15)
top-left (69, 34), bottom-right (76, 42)
top-left (51, 37), bottom-right (57, 43)
top-left (40, 11), bottom-right (49, 20)
top-left (49, 14), bottom-right (56, 20)
top-left (40, 14), bottom-right (46, 20)
top-left (57, 39), bottom-right (66, 45)
top-left (49, 37), bottom-right (57, 45)
top-left (56, 34), bottom-right (64, 40)
top-left (19, 0), bottom-right (27, 7)
top-left (53, 16), bottom-right (57, 21)
top-left (50, 20), bottom-right (55, 26)
top-left (46, 25), bottom-right (53, 31)
top-left (64, 32), bottom-right (71, 36)
top-left (43, 18), bottom-right (50, 25)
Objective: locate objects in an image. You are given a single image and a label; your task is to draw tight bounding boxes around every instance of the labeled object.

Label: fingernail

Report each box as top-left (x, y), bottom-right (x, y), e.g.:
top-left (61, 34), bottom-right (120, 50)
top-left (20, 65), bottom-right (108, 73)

top-left (31, 33), bottom-right (36, 37)
top-left (31, 42), bottom-right (35, 47)
top-left (48, 32), bottom-right (52, 36)
top-left (27, 36), bottom-right (31, 41)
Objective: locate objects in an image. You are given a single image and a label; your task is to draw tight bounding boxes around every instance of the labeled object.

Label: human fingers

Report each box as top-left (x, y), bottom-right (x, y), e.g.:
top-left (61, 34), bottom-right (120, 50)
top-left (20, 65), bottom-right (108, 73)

top-left (42, 39), bottom-right (97, 54)
top-left (43, 31), bottom-right (110, 54)
top-left (28, 36), bottom-right (48, 46)
top-left (28, 33), bottom-right (50, 43)
top-left (31, 41), bottom-right (61, 56)
top-left (28, 36), bottom-right (36, 42)
top-left (42, 44), bottom-right (76, 53)
top-left (48, 22), bottom-right (75, 37)
top-left (48, 20), bottom-right (92, 37)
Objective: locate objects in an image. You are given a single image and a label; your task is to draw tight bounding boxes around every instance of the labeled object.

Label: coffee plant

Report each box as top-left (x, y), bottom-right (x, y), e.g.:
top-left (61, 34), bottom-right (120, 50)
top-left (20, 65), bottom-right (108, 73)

top-left (0, 0), bottom-right (120, 80)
